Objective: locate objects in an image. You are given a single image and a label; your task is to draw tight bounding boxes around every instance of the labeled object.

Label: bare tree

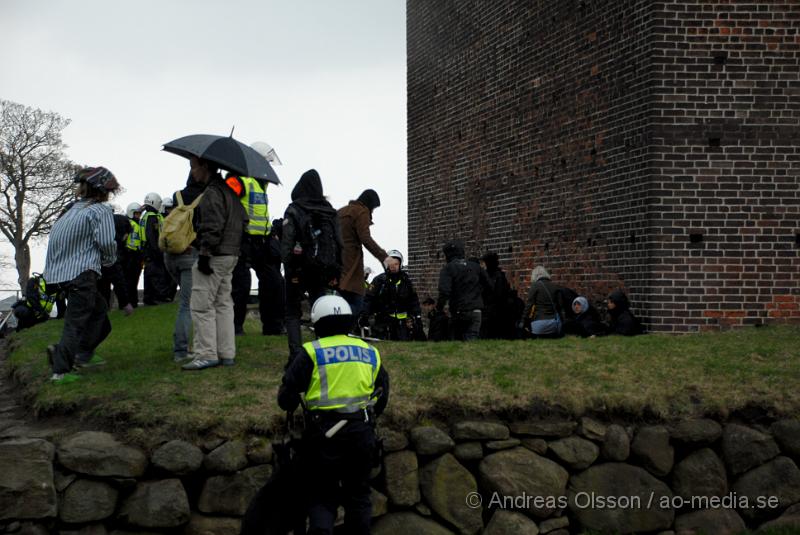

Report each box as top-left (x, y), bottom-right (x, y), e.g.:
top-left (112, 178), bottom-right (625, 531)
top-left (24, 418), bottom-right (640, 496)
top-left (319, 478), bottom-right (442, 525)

top-left (0, 99), bottom-right (78, 291)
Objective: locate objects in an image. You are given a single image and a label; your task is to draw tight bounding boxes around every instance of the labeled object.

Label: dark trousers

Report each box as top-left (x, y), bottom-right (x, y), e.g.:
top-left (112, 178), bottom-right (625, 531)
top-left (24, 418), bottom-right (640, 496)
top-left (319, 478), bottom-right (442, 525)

top-left (51, 271), bottom-right (111, 374)
top-left (232, 235), bottom-right (286, 334)
top-left (120, 250), bottom-right (143, 307)
top-left (452, 309), bottom-right (482, 341)
top-left (98, 261), bottom-right (130, 309)
top-left (143, 252), bottom-right (172, 304)
top-left (285, 269), bottom-right (329, 358)
top-left (305, 420), bottom-right (375, 535)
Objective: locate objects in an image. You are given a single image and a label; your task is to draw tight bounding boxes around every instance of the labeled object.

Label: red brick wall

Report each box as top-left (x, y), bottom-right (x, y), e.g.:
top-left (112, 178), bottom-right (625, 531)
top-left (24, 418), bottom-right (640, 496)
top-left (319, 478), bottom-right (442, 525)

top-left (407, 0), bottom-right (800, 331)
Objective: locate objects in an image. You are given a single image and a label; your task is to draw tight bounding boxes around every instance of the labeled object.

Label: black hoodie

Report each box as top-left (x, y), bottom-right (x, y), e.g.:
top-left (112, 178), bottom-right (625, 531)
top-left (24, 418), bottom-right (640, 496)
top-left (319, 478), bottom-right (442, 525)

top-left (607, 289), bottom-right (643, 336)
top-left (281, 169), bottom-right (341, 266)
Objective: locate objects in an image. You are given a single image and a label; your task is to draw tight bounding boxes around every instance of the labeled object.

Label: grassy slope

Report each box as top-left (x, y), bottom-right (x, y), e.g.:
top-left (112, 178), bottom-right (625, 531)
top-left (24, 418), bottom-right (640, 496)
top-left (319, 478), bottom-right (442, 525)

top-left (6, 303), bottom-right (800, 442)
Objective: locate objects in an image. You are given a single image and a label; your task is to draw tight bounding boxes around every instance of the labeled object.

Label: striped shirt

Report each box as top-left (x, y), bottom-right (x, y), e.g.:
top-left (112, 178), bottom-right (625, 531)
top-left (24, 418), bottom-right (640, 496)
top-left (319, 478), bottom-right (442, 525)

top-left (44, 200), bottom-right (116, 284)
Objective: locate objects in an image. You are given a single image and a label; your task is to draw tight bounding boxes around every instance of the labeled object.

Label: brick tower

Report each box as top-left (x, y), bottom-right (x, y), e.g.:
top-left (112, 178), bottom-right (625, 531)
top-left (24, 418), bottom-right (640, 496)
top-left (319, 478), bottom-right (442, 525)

top-left (406, 0), bottom-right (800, 331)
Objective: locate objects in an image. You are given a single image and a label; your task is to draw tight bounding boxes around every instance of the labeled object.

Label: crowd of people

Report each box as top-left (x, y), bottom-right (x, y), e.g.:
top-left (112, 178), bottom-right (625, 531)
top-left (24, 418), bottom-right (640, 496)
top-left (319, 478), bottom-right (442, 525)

top-left (20, 161), bottom-right (644, 383)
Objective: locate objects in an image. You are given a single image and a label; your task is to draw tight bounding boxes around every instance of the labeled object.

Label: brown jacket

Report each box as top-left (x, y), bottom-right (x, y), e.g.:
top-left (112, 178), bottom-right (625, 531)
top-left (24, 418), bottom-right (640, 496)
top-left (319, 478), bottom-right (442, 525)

top-left (337, 200), bottom-right (387, 295)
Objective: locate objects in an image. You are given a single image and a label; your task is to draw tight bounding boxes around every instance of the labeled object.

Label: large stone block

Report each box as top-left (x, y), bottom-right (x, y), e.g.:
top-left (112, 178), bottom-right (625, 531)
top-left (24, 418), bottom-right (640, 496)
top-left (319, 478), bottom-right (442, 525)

top-left (410, 426), bottom-right (455, 456)
top-left (601, 424), bottom-right (630, 462)
top-left (732, 456), bottom-right (800, 522)
top-left (151, 440), bottom-right (204, 475)
top-left (771, 419), bottom-right (800, 459)
top-left (479, 447), bottom-right (568, 519)
top-left (60, 479), bottom-right (118, 523)
top-left (631, 426), bottom-right (674, 476)
top-left (0, 439), bottom-right (56, 521)
top-left (484, 510), bottom-right (539, 535)
top-left (117, 479), bottom-right (190, 528)
top-left (509, 421), bottom-right (576, 438)
top-left (383, 450), bottom-right (420, 506)
top-left (671, 448), bottom-right (727, 500)
top-left (203, 440), bottom-right (248, 473)
top-left (674, 508), bottom-right (745, 535)
top-left (670, 419), bottom-right (722, 446)
top-left (548, 436), bottom-right (599, 470)
top-left (452, 421), bottom-right (510, 441)
top-left (568, 463), bottom-right (674, 534)
top-left (183, 513), bottom-right (241, 535)
top-left (722, 424), bottom-right (780, 476)
top-left (371, 512), bottom-right (454, 535)
top-left (58, 432), bottom-right (147, 478)
top-left (198, 465), bottom-right (272, 516)
top-left (419, 453), bottom-right (482, 534)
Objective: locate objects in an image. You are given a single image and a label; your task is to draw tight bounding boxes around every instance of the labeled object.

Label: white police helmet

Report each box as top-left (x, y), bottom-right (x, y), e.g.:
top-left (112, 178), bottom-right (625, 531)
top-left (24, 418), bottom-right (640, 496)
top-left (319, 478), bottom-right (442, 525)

top-left (143, 192), bottom-right (162, 212)
top-left (386, 249), bottom-right (404, 266)
top-left (161, 196), bottom-right (174, 214)
top-left (126, 202), bottom-right (142, 219)
top-left (310, 295), bottom-right (352, 324)
top-left (251, 141), bottom-right (282, 165)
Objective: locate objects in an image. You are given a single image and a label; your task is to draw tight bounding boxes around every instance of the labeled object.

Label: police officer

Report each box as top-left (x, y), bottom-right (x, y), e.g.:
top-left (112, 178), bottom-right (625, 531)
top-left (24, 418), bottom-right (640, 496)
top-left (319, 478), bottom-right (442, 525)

top-left (140, 192), bottom-right (171, 304)
top-left (278, 295), bottom-right (389, 535)
top-left (228, 173), bottom-right (282, 335)
top-left (121, 202), bottom-right (144, 307)
top-left (361, 249), bottom-right (424, 341)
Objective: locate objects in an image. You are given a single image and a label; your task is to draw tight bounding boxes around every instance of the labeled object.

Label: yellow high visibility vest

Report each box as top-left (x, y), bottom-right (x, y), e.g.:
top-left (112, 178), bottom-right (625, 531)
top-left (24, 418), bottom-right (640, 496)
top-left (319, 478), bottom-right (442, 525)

top-left (126, 220), bottom-right (143, 251)
top-left (240, 177), bottom-right (271, 236)
top-left (303, 334), bottom-right (381, 413)
top-left (139, 211), bottom-right (163, 244)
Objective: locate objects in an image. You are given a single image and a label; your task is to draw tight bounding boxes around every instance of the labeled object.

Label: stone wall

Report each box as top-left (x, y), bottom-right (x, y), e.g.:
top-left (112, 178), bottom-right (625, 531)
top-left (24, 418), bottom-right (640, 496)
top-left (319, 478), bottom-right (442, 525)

top-left (406, 0), bottom-right (800, 332)
top-left (2, 417), bottom-right (800, 534)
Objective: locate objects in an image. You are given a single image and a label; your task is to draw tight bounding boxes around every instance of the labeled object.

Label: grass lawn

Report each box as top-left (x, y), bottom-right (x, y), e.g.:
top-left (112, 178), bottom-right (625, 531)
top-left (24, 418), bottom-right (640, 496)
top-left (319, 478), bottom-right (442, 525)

top-left (5, 303), bottom-right (800, 444)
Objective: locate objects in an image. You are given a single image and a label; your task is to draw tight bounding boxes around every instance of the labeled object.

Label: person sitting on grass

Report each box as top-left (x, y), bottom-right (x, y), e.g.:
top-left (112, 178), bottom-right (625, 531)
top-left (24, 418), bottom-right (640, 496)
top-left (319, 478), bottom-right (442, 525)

top-left (607, 289), bottom-right (644, 336)
top-left (43, 167), bottom-right (120, 384)
top-left (563, 296), bottom-right (607, 338)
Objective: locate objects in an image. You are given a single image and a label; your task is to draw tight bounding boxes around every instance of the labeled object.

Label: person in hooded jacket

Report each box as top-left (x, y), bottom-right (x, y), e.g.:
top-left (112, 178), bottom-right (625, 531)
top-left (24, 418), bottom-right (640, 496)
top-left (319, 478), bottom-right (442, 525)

top-left (361, 249), bottom-right (424, 341)
top-left (164, 172), bottom-right (207, 363)
top-left (181, 157), bottom-right (248, 371)
top-left (479, 252), bottom-right (517, 339)
top-left (607, 289), bottom-right (644, 336)
top-left (281, 169), bottom-right (343, 359)
top-left (260, 218), bottom-right (286, 335)
top-left (337, 189), bottom-right (392, 319)
top-left (437, 240), bottom-right (489, 341)
top-left (563, 296), bottom-right (607, 338)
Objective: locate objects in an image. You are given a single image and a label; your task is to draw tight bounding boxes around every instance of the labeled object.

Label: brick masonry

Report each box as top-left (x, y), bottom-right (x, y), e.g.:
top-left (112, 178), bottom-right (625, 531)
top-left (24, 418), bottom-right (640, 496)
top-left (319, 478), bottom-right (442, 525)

top-left (406, 0), bottom-right (800, 331)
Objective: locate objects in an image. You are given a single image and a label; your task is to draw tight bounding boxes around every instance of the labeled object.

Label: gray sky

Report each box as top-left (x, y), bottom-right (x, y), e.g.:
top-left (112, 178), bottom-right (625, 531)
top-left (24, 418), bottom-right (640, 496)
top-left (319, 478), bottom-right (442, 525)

top-left (0, 0), bottom-right (407, 290)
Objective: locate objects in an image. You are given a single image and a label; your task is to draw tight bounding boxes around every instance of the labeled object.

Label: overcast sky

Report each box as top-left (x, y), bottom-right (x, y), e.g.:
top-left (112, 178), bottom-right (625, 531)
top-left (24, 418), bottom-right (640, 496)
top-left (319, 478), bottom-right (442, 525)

top-left (0, 0), bottom-right (407, 292)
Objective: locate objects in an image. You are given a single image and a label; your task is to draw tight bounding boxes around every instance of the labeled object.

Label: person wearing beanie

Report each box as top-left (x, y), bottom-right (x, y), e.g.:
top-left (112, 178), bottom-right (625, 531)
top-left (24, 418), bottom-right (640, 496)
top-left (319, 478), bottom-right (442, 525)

top-left (43, 166), bottom-right (120, 384)
top-left (337, 189), bottom-right (392, 319)
top-left (281, 169), bottom-right (343, 359)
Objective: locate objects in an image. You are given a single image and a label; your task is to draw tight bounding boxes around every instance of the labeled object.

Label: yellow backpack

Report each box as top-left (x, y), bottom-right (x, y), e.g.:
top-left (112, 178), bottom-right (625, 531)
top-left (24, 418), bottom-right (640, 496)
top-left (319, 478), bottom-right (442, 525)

top-left (158, 191), bottom-right (203, 254)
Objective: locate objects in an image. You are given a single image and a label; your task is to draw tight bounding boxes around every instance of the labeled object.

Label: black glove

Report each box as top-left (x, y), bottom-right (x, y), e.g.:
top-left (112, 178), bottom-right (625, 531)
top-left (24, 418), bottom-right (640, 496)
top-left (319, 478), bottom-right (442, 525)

top-left (197, 255), bottom-right (214, 275)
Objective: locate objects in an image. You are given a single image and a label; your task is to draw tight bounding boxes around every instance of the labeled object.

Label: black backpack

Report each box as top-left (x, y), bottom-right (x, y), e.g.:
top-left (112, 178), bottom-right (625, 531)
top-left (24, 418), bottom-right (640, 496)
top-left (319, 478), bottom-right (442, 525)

top-left (292, 206), bottom-right (342, 280)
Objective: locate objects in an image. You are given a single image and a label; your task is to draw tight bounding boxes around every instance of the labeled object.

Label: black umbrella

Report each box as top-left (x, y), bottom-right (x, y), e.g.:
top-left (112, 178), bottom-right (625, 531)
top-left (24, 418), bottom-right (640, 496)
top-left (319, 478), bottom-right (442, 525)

top-left (163, 134), bottom-right (281, 184)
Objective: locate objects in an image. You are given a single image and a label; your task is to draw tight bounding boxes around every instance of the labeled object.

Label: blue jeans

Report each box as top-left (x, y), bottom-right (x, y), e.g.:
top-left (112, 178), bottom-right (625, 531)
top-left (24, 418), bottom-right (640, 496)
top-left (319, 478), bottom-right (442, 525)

top-left (165, 249), bottom-right (198, 358)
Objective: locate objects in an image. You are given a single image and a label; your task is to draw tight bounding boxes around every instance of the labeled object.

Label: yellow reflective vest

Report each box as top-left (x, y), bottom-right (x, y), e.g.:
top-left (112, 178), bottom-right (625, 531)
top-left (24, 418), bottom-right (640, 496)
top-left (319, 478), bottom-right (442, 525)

top-left (240, 177), bottom-right (271, 236)
top-left (126, 219), bottom-right (143, 251)
top-left (303, 334), bottom-right (381, 413)
top-left (139, 211), bottom-right (163, 244)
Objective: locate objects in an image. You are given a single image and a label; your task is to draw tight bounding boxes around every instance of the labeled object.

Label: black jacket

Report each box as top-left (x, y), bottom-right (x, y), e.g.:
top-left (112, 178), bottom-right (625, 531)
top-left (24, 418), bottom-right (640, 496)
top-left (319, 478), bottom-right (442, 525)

top-left (365, 271), bottom-right (421, 318)
top-left (173, 173), bottom-right (207, 208)
top-left (278, 341), bottom-right (389, 416)
top-left (437, 243), bottom-right (487, 313)
top-left (140, 206), bottom-right (162, 259)
top-left (564, 306), bottom-right (608, 337)
top-left (194, 175), bottom-right (248, 256)
top-left (608, 290), bottom-right (643, 336)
